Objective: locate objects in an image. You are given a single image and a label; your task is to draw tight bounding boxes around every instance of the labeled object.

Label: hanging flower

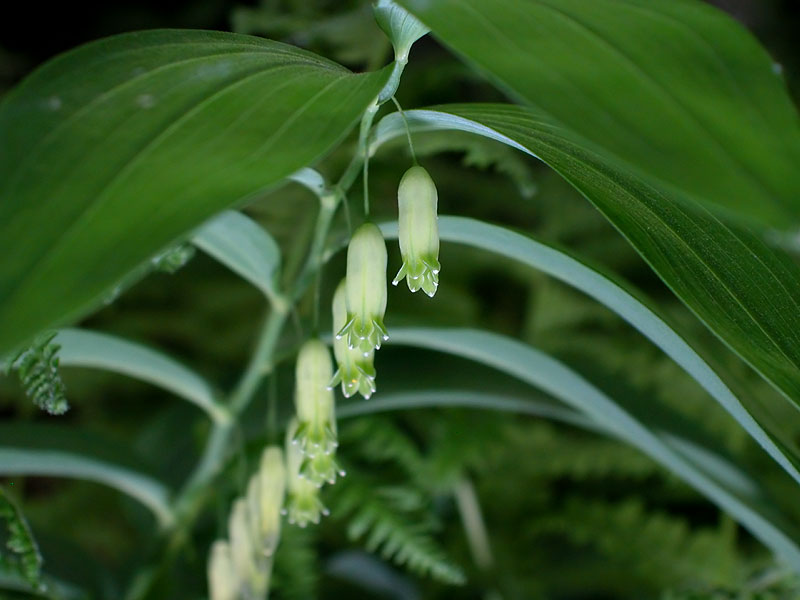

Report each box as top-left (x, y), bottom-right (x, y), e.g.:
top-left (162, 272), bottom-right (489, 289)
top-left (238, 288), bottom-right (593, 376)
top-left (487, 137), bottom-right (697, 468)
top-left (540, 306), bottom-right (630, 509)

top-left (392, 165), bottom-right (440, 297)
top-left (337, 222), bottom-right (388, 354)
top-left (292, 339), bottom-right (338, 458)
top-left (330, 280), bottom-right (377, 399)
top-left (255, 446), bottom-right (285, 556)
top-left (284, 419), bottom-right (329, 527)
top-left (207, 540), bottom-right (237, 600)
top-left (228, 498), bottom-right (268, 598)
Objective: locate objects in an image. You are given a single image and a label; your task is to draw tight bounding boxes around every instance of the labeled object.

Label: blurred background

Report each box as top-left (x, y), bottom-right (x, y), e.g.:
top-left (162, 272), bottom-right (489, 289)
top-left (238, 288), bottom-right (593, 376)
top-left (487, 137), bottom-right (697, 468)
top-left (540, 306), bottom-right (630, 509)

top-left (2, 1), bottom-right (800, 598)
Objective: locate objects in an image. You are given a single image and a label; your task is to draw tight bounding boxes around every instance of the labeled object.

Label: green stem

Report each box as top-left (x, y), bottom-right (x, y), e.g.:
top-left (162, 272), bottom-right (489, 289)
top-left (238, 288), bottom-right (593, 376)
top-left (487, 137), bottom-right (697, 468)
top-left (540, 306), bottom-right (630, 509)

top-left (129, 56), bottom-right (411, 600)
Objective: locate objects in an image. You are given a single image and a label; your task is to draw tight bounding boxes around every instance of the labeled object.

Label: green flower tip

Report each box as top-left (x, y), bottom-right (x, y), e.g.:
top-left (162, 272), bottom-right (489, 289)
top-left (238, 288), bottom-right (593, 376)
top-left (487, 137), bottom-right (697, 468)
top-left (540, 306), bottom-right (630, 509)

top-left (336, 314), bottom-right (388, 355)
top-left (301, 452), bottom-right (346, 487)
top-left (285, 418), bottom-right (331, 527)
top-left (292, 419), bottom-right (337, 458)
top-left (394, 165), bottom-right (440, 297)
top-left (283, 477), bottom-right (329, 528)
top-left (329, 363), bottom-right (376, 399)
top-left (331, 280), bottom-right (378, 399)
top-left (340, 223), bottom-right (388, 354)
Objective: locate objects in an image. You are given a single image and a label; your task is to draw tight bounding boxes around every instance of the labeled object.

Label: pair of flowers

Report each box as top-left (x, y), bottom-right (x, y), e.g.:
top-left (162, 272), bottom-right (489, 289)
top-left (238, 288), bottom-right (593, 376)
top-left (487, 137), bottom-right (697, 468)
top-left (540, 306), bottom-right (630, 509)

top-left (331, 165), bottom-right (440, 400)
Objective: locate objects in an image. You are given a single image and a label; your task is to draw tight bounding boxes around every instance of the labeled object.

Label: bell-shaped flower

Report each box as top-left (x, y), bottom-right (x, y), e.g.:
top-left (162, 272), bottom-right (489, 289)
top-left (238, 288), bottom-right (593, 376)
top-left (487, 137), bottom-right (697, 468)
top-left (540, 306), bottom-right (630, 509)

top-left (337, 222), bottom-right (388, 354)
top-left (392, 166), bottom-right (440, 297)
top-left (284, 419), bottom-right (329, 527)
top-left (228, 499), bottom-right (267, 598)
top-left (293, 340), bottom-right (338, 458)
top-left (207, 540), bottom-right (237, 600)
top-left (255, 446), bottom-right (286, 556)
top-left (329, 280), bottom-right (377, 399)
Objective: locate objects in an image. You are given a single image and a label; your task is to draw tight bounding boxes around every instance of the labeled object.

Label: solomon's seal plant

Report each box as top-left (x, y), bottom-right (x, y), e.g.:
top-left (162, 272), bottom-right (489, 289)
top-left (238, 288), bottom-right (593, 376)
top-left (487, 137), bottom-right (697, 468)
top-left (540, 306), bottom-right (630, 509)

top-left (393, 165), bottom-right (441, 297)
top-left (336, 222), bottom-right (389, 354)
top-left (4, 0), bottom-right (800, 598)
top-left (329, 279), bottom-right (377, 399)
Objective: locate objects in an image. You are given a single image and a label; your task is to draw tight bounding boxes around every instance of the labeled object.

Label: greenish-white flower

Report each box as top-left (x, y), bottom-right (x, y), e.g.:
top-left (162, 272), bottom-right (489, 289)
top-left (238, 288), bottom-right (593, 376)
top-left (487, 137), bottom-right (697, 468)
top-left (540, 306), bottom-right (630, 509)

top-left (337, 222), bottom-right (388, 354)
top-left (256, 446), bottom-right (285, 556)
top-left (207, 540), bottom-right (237, 600)
top-left (329, 280), bottom-right (377, 399)
top-left (284, 419), bottom-right (329, 527)
top-left (392, 165), bottom-right (440, 297)
top-left (293, 339), bottom-right (338, 458)
top-left (228, 498), bottom-right (267, 598)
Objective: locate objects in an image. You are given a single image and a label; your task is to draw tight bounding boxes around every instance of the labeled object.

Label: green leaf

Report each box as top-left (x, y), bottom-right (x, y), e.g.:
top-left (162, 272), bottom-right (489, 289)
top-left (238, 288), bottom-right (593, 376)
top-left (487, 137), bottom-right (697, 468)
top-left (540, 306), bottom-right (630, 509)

top-left (379, 216), bottom-right (800, 488)
top-left (374, 106), bottom-right (800, 436)
top-left (193, 210), bottom-right (283, 304)
top-left (0, 448), bottom-right (173, 527)
top-left (398, 0), bottom-right (800, 228)
top-left (386, 327), bottom-right (800, 571)
top-left (55, 328), bottom-right (228, 423)
top-left (373, 0), bottom-right (429, 62)
top-left (0, 29), bottom-right (390, 356)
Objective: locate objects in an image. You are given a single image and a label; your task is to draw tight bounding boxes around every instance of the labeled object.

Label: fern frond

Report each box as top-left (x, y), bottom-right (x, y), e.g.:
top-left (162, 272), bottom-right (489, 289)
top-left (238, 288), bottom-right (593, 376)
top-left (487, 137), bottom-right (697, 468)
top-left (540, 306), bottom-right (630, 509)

top-left (529, 497), bottom-right (740, 587)
top-left (12, 332), bottom-right (68, 415)
top-left (0, 488), bottom-right (44, 592)
top-left (334, 479), bottom-right (465, 586)
top-left (341, 418), bottom-right (425, 477)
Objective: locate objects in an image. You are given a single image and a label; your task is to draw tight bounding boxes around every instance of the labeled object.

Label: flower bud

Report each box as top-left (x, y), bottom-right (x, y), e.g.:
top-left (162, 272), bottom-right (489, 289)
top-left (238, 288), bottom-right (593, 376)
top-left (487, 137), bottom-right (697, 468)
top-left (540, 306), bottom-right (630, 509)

top-left (330, 280), bottom-right (377, 399)
top-left (256, 446), bottom-right (286, 556)
top-left (393, 166), bottom-right (440, 297)
top-left (284, 419), bottom-right (329, 527)
top-left (293, 340), bottom-right (337, 458)
top-left (337, 222), bottom-right (388, 354)
top-left (228, 499), bottom-right (267, 598)
top-left (208, 540), bottom-right (237, 600)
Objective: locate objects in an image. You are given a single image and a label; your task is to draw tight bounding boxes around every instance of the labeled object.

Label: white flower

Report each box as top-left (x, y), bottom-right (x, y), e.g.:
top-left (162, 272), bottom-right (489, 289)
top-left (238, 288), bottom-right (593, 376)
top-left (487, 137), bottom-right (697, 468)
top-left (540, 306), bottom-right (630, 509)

top-left (393, 166), bottom-right (440, 297)
top-left (330, 280), bottom-right (377, 399)
top-left (207, 541), bottom-right (237, 600)
top-left (337, 222), bottom-right (389, 354)
top-left (293, 339), bottom-right (338, 458)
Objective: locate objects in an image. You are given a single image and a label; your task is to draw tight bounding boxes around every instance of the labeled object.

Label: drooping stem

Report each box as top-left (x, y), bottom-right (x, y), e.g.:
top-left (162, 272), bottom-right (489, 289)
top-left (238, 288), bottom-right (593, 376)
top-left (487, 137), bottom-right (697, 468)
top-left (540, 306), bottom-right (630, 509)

top-left (390, 95), bottom-right (417, 165)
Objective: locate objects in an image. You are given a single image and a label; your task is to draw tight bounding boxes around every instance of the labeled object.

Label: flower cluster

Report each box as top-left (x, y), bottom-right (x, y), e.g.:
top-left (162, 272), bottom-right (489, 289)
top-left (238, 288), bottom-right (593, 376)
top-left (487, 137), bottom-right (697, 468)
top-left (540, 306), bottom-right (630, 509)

top-left (207, 446), bottom-right (286, 600)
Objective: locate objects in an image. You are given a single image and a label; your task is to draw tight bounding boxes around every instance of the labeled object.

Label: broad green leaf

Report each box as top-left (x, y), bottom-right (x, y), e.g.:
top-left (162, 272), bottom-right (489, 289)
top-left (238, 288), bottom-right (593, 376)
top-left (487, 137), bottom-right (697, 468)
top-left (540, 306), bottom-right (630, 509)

top-left (55, 328), bottom-right (228, 423)
top-left (379, 216), bottom-right (800, 487)
top-left (193, 210), bottom-right (282, 304)
top-left (0, 30), bottom-right (390, 356)
top-left (338, 389), bottom-right (597, 432)
top-left (387, 327), bottom-right (800, 570)
top-left (398, 0), bottom-right (800, 227)
top-left (0, 448), bottom-right (172, 526)
top-left (374, 106), bottom-right (800, 428)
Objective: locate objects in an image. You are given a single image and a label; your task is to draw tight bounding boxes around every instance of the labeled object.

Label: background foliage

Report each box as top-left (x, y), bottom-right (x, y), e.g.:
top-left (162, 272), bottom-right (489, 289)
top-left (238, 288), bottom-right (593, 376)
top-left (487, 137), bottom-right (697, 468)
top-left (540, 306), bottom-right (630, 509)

top-left (1, 0), bottom-right (800, 599)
